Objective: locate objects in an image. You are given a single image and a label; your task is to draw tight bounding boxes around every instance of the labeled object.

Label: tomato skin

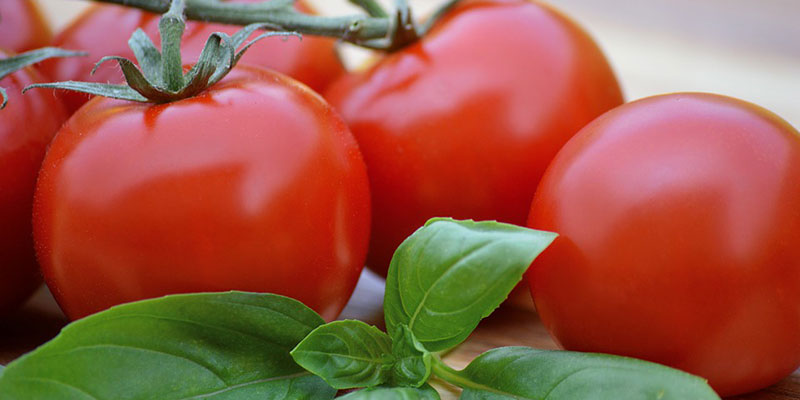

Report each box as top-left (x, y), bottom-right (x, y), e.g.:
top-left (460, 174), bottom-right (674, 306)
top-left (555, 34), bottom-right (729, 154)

top-left (527, 93), bottom-right (800, 396)
top-left (325, 0), bottom-right (623, 276)
top-left (39, 0), bottom-right (345, 114)
top-left (0, 50), bottom-right (68, 314)
top-left (0, 0), bottom-right (51, 53)
top-left (33, 65), bottom-right (371, 322)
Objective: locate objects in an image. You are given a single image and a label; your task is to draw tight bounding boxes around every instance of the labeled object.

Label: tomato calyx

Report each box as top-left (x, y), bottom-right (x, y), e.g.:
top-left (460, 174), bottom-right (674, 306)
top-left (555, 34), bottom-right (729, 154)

top-left (339, 0), bottom-right (462, 51)
top-left (0, 47), bottom-right (85, 109)
top-left (25, 0), bottom-right (298, 104)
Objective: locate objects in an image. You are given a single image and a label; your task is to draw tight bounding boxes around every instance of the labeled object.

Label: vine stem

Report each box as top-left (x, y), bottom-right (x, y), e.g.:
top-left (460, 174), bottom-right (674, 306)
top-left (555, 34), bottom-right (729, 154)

top-left (431, 357), bottom-right (513, 396)
top-left (90, 0), bottom-right (392, 46)
top-left (160, 0), bottom-right (187, 91)
top-left (431, 357), bottom-right (478, 391)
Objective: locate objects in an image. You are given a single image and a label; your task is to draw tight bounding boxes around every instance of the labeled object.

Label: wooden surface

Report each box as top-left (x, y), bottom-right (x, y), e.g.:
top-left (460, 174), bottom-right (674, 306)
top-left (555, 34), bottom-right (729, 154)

top-left (8, 0), bottom-right (800, 398)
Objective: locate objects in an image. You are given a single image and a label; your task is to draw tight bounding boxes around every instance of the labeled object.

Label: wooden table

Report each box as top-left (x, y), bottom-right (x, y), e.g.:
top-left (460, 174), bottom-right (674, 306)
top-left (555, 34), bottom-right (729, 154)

top-left (2, 271), bottom-right (800, 399)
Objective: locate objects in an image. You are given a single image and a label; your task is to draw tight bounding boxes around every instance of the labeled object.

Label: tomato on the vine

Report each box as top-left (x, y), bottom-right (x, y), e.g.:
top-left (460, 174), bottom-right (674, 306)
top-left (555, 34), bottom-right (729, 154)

top-left (0, 49), bottom-right (68, 314)
top-left (0, 0), bottom-right (52, 53)
top-left (325, 0), bottom-right (623, 277)
top-left (40, 0), bottom-right (345, 114)
top-left (33, 64), bottom-right (371, 322)
top-left (527, 93), bottom-right (800, 396)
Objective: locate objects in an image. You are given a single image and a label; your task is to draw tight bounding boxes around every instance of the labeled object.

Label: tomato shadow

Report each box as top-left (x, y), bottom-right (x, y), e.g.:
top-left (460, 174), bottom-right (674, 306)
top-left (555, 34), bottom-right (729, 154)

top-left (339, 269), bottom-right (386, 329)
top-left (0, 286), bottom-right (68, 365)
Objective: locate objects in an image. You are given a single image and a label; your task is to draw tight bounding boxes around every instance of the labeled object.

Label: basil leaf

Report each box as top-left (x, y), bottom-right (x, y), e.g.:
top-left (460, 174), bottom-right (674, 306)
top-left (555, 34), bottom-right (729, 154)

top-left (455, 347), bottom-right (720, 400)
top-left (390, 325), bottom-right (431, 387)
top-left (384, 218), bottom-right (557, 352)
top-left (0, 292), bottom-right (335, 400)
top-left (291, 320), bottom-right (393, 389)
top-left (338, 384), bottom-right (441, 400)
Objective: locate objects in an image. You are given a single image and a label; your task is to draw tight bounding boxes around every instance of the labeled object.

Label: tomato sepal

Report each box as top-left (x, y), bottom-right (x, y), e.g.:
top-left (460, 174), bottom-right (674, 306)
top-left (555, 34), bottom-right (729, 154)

top-left (0, 47), bottom-right (86, 108)
top-left (24, 1), bottom-right (299, 104)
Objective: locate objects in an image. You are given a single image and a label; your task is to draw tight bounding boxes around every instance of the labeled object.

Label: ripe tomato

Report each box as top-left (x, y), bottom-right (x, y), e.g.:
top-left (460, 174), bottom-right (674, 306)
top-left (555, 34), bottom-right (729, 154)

top-left (527, 93), bottom-right (800, 396)
top-left (33, 65), bottom-right (371, 322)
top-left (0, 0), bottom-right (52, 53)
top-left (0, 49), bottom-right (68, 314)
top-left (39, 0), bottom-right (345, 114)
top-left (325, 0), bottom-right (623, 277)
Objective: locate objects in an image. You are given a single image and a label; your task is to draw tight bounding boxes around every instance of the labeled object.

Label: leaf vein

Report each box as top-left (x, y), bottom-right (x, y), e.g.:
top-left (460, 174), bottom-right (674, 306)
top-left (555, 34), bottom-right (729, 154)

top-left (75, 313), bottom-right (296, 349)
top-left (407, 239), bottom-right (494, 330)
top-left (3, 377), bottom-right (100, 400)
top-left (181, 371), bottom-right (312, 399)
top-left (36, 343), bottom-right (228, 385)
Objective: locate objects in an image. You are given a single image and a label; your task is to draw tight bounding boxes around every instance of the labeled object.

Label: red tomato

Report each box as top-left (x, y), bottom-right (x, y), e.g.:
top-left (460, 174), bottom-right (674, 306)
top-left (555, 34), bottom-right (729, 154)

top-left (527, 93), bottom-right (800, 396)
top-left (325, 0), bottom-right (623, 277)
top-left (33, 65), bottom-right (371, 322)
top-left (0, 0), bottom-right (52, 53)
top-left (39, 1), bottom-right (345, 114)
top-left (0, 49), bottom-right (67, 314)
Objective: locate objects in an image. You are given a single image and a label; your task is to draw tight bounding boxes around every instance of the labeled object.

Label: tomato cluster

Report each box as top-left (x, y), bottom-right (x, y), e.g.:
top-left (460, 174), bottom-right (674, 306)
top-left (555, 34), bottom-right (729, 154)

top-left (2, 0), bottom-right (798, 396)
top-left (2, 0), bottom-right (357, 321)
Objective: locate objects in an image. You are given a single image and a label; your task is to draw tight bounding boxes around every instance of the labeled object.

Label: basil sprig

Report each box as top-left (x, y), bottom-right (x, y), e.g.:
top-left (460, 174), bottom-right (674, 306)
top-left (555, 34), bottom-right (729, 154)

top-left (0, 218), bottom-right (721, 399)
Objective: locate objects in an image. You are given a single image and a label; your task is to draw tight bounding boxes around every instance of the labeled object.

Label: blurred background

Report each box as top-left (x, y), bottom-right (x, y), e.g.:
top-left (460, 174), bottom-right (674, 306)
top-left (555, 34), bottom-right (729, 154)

top-left (37, 0), bottom-right (800, 128)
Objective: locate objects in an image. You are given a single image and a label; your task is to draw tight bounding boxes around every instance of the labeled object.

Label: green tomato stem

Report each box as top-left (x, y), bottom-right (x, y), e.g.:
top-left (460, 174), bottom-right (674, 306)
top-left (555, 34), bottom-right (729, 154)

top-left (430, 356), bottom-right (495, 394)
top-left (90, 0), bottom-right (393, 47)
top-left (159, 0), bottom-right (187, 91)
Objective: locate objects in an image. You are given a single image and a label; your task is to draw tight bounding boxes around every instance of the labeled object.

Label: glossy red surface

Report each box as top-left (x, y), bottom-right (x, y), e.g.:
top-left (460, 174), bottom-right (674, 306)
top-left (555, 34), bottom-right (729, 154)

top-left (528, 93), bottom-right (800, 396)
top-left (326, 0), bottom-right (623, 276)
top-left (34, 65), bottom-right (371, 322)
top-left (0, 50), bottom-right (67, 314)
top-left (0, 0), bottom-right (52, 53)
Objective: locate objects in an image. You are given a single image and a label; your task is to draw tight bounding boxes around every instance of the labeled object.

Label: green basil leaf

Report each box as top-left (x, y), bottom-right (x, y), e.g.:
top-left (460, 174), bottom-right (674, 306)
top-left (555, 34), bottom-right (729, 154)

top-left (338, 384), bottom-right (441, 400)
top-left (0, 292), bottom-right (335, 400)
top-left (291, 320), bottom-right (394, 389)
top-left (384, 218), bottom-right (557, 352)
top-left (390, 325), bottom-right (431, 387)
top-left (455, 347), bottom-right (720, 400)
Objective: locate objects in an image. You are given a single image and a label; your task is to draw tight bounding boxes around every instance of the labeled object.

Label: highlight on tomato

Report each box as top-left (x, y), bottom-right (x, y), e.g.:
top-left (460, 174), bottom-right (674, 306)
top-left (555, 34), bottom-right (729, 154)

top-left (0, 0), bottom-right (52, 53)
top-left (39, 0), bottom-right (345, 114)
top-left (30, 9), bottom-right (370, 322)
top-left (527, 92), bottom-right (800, 396)
top-left (0, 49), bottom-right (69, 314)
top-left (325, 0), bottom-right (624, 279)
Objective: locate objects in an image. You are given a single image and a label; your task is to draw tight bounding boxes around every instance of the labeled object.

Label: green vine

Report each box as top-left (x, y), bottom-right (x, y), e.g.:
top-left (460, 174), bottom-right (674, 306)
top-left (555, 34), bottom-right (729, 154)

top-left (89, 0), bottom-right (463, 51)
